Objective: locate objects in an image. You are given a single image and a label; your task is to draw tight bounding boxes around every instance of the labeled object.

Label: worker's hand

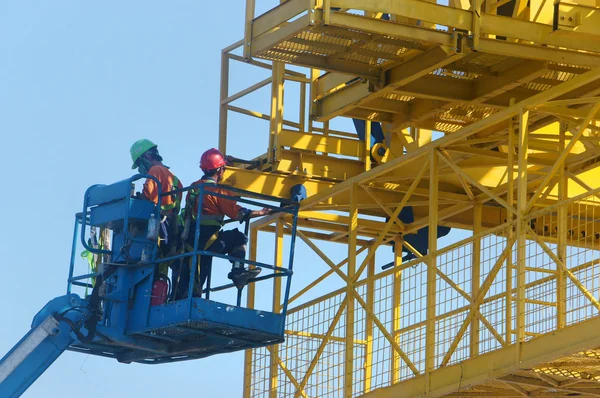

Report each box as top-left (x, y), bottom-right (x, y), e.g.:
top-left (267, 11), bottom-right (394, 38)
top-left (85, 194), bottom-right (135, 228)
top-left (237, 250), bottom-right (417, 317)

top-left (259, 207), bottom-right (272, 216)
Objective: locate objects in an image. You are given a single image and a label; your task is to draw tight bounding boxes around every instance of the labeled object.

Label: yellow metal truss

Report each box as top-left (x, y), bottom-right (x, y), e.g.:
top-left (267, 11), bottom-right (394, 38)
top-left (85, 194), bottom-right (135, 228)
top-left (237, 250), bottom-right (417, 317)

top-left (217, 0), bottom-right (600, 396)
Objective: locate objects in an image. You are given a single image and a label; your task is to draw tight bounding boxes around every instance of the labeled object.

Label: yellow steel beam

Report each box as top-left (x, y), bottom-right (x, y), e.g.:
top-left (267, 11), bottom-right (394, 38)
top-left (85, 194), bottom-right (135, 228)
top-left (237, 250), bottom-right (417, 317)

top-left (554, 2), bottom-right (600, 37)
top-left (295, 228), bottom-right (349, 283)
top-left (331, 0), bottom-right (471, 30)
top-left (391, 237), bottom-right (402, 384)
top-left (287, 245), bottom-right (368, 306)
top-left (284, 329), bottom-right (365, 345)
top-left (269, 219), bottom-right (284, 398)
top-left (275, 149), bottom-right (365, 181)
top-left (364, 248), bottom-right (375, 393)
top-left (252, 0), bottom-right (306, 38)
top-left (426, 149), bottom-right (438, 380)
top-left (535, 104), bottom-right (600, 120)
top-left (478, 311), bottom-right (506, 348)
top-left (403, 239), bottom-right (471, 303)
top-left (351, 159), bottom-right (430, 282)
top-left (286, 51), bottom-right (384, 80)
top-left (471, 202), bottom-right (482, 358)
top-left (501, 375), bottom-right (600, 396)
top-left (251, 13), bottom-right (311, 55)
top-left (316, 47), bottom-right (464, 121)
top-left (279, 129), bottom-right (364, 158)
top-left (446, 146), bottom-right (557, 167)
top-left (300, 67), bottom-right (600, 212)
top-left (362, 98), bottom-right (410, 114)
top-left (331, 0), bottom-right (600, 54)
top-left (243, 0), bottom-right (255, 58)
top-left (316, 72), bottom-right (360, 99)
top-left (243, 227), bottom-right (258, 398)
top-left (384, 47), bottom-right (465, 89)
top-left (269, 62), bottom-right (284, 163)
top-left (557, 125), bottom-right (567, 330)
top-left (439, 235), bottom-right (516, 367)
top-left (479, 38), bottom-right (600, 67)
top-left (298, 211), bottom-right (404, 234)
top-left (222, 77), bottom-right (271, 106)
top-left (526, 102), bottom-right (600, 212)
top-left (345, 184), bottom-right (358, 398)
top-left (366, 182), bottom-right (468, 203)
top-left (516, 107), bottom-right (529, 349)
top-left (438, 150), bottom-right (517, 215)
top-left (352, 58), bottom-right (546, 130)
top-left (506, 102), bottom-right (515, 345)
top-left (360, 187), bottom-right (406, 229)
top-left (219, 45), bottom-right (231, 154)
top-left (316, 78), bottom-right (371, 122)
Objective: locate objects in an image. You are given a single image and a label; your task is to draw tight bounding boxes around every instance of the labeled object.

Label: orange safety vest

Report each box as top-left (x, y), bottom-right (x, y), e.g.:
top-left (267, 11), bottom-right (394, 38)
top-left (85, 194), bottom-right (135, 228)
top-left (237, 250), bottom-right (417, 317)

top-left (143, 165), bottom-right (183, 212)
top-left (185, 178), bottom-right (241, 226)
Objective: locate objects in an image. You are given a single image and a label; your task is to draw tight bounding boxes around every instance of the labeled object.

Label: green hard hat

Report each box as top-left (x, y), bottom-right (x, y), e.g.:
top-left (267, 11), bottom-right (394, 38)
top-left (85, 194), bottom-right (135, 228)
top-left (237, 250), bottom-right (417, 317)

top-left (130, 139), bottom-right (157, 169)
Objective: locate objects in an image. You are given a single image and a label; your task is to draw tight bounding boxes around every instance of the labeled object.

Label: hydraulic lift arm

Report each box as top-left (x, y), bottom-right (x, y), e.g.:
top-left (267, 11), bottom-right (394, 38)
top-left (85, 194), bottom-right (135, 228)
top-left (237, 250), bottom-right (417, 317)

top-left (0, 294), bottom-right (88, 398)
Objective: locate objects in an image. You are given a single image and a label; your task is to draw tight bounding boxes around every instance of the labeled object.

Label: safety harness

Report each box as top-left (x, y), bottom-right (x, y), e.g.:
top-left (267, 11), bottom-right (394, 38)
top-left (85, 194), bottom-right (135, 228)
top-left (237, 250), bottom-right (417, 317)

top-left (173, 177), bottom-right (223, 298)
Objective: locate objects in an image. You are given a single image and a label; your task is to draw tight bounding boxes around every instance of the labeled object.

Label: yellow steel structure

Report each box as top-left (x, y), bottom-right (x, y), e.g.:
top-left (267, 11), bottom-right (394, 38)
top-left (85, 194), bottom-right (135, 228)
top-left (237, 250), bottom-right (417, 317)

top-left (218, 0), bottom-right (600, 396)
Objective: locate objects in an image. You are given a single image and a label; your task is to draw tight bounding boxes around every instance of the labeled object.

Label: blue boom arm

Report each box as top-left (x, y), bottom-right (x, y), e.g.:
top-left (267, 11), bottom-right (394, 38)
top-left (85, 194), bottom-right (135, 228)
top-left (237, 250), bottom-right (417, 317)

top-left (0, 294), bottom-right (88, 398)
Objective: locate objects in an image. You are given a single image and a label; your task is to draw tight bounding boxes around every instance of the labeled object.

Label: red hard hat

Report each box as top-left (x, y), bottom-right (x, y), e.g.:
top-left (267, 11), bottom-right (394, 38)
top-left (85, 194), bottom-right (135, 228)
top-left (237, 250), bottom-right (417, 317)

top-left (200, 148), bottom-right (227, 171)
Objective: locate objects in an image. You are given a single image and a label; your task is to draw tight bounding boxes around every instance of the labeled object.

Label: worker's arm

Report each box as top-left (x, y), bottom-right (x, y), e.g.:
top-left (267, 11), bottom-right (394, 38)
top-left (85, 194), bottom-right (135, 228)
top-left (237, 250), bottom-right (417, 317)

top-left (141, 167), bottom-right (161, 204)
top-left (243, 207), bottom-right (272, 219)
top-left (141, 178), bottom-right (158, 203)
top-left (217, 191), bottom-right (271, 221)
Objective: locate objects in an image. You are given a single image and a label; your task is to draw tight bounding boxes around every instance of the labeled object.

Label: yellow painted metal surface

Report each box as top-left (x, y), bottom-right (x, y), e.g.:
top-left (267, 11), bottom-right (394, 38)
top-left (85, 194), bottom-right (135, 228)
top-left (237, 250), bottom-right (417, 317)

top-left (215, 1), bottom-right (600, 396)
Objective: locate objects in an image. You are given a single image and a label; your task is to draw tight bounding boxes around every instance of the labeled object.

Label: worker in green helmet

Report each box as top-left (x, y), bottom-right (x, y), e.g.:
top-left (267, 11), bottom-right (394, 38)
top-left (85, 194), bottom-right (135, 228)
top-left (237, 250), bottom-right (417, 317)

top-left (130, 139), bottom-right (184, 277)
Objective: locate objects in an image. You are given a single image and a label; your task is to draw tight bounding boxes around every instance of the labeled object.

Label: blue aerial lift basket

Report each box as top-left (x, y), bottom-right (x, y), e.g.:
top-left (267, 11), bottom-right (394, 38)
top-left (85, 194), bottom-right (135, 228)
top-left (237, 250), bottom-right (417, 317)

top-left (0, 174), bottom-right (299, 397)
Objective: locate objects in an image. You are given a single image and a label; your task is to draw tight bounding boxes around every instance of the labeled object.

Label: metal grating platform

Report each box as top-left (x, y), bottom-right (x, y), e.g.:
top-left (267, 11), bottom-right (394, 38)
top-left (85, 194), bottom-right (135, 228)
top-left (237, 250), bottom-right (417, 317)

top-left (249, 0), bottom-right (600, 133)
top-left (66, 298), bottom-right (285, 365)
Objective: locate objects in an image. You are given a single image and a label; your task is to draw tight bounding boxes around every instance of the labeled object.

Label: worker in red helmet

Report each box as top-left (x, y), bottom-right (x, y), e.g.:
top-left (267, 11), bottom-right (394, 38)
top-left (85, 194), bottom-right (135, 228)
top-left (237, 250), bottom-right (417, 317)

top-left (172, 148), bottom-right (270, 298)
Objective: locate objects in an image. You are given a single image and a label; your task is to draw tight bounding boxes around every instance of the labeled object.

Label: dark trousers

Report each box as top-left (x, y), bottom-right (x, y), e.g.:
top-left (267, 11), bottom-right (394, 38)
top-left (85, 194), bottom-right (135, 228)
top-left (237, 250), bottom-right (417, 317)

top-left (171, 225), bottom-right (248, 299)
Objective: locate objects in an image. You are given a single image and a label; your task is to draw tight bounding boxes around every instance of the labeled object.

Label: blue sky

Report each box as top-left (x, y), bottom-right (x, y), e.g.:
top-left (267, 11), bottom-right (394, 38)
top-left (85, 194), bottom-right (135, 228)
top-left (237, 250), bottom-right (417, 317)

top-left (0, 2), bottom-right (468, 397)
top-left (0, 2), bottom-right (290, 396)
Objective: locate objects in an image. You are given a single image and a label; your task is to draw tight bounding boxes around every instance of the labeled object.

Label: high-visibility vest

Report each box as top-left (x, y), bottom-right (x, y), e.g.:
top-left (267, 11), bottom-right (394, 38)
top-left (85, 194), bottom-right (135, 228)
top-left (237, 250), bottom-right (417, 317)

top-left (187, 178), bottom-right (225, 227)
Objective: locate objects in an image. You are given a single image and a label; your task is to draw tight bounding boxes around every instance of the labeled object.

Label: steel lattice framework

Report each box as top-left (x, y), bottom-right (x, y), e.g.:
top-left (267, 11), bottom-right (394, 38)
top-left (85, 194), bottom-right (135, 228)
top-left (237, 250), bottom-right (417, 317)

top-left (218, 0), bottom-right (600, 397)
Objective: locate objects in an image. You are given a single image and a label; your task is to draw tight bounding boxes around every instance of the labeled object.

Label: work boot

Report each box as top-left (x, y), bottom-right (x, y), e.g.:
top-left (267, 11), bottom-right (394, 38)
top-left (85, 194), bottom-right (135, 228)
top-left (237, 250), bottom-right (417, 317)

top-left (228, 267), bottom-right (262, 289)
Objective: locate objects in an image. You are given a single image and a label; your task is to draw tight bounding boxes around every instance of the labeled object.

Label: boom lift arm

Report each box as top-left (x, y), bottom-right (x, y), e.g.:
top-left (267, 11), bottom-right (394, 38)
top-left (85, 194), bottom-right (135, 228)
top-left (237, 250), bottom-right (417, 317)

top-left (0, 175), bottom-right (299, 398)
top-left (0, 294), bottom-right (89, 398)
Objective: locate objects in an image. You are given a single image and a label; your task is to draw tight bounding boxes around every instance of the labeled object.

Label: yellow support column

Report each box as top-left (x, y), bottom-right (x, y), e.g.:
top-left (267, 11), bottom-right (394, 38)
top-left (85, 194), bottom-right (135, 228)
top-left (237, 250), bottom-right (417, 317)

top-left (345, 184), bottom-right (358, 398)
top-left (557, 123), bottom-right (567, 329)
top-left (308, 69), bottom-right (319, 133)
top-left (244, 0), bottom-right (255, 59)
top-left (269, 219), bottom-right (284, 398)
top-left (243, 227), bottom-right (259, 398)
top-left (364, 247), bottom-right (375, 393)
top-left (391, 237), bottom-right (403, 384)
top-left (426, 149), bottom-right (438, 389)
top-left (269, 62), bottom-right (285, 164)
top-left (470, 202), bottom-right (482, 358)
top-left (516, 107), bottom-right (529, 353)
top-left (218, 50), bottom-right (229, 154)
top-left (506, 101), bottom-right (516, 345)
top-left (365, 121), bottom-right (371, 171)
